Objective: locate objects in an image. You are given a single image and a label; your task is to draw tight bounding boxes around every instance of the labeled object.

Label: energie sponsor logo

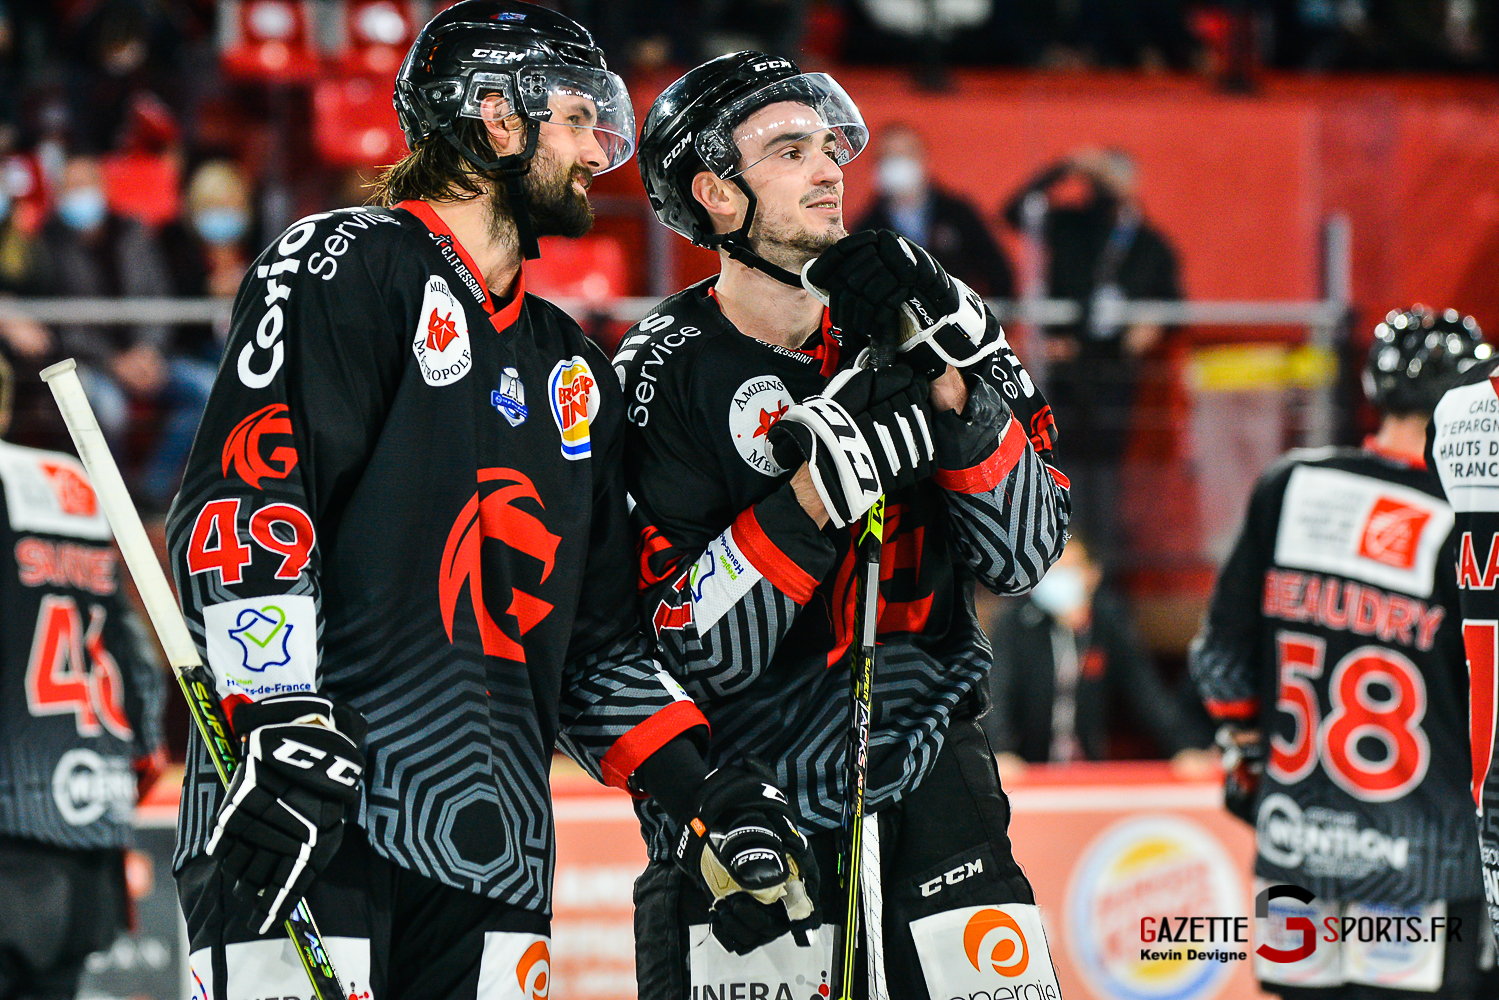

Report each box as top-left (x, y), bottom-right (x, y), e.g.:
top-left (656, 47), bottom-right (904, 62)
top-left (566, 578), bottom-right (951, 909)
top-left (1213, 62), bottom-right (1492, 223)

top-left (910, 904), bottom-right (1062, 1000)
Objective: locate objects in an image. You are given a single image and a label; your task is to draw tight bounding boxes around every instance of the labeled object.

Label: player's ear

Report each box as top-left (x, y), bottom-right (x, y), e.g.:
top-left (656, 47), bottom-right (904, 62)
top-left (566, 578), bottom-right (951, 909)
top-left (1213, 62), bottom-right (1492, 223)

top-left (691, 170), bottom-right (744, 233)
top-left (479, 92), bottom-right (526, 158)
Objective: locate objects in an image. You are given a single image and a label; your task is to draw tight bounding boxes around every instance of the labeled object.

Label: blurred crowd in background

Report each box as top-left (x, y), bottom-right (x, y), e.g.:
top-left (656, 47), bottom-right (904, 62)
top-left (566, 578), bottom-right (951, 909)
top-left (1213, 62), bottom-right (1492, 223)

top-left (0, 0), bottom-right (1493, 766)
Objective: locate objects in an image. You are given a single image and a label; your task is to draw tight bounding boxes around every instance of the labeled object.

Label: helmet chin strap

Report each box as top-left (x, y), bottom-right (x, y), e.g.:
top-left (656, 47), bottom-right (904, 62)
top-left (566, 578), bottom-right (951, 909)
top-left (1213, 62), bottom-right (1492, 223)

top-left (440, 120), bottom-right (543, 260)
top-left (707, 178), bottom-right (805, 289)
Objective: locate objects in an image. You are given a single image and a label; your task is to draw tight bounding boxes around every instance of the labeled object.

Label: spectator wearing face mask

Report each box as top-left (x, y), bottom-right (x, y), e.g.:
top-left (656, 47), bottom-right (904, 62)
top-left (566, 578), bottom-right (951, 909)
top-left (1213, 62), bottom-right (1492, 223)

top-left (852, 122), bottom-right (1015, 299)
top-left (161, 158), bottom-right (256, 353)
top-left (985, 536), bottom-right (1214, 777)
top-left (37, 152), bottom-right (216, 513)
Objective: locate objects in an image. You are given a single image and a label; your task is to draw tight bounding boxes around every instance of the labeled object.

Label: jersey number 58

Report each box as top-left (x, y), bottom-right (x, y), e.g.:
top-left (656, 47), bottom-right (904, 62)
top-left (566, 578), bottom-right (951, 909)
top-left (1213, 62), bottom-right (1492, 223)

top-left (1270, 631), bottom-right (1430, 803)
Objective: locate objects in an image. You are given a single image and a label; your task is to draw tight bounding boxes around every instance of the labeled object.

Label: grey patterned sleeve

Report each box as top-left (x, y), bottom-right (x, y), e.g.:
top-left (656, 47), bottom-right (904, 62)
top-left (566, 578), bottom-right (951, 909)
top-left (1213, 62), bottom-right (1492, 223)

top-left (938, 411), bottom-right (1071, 596)
top-left (640, 485), bottom-right (836, 703)
top-left (555, 633), bottom-right (708, 789)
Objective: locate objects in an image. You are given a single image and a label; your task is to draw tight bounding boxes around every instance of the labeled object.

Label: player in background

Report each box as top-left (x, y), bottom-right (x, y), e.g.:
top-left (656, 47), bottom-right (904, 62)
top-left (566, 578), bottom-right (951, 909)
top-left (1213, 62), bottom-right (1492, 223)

top-left (1192, 307), bottom-right (1492, 998)
top-left (0, 351), bottom-right (167, 999)
top-left (164, 6), bottom-right (813, 998)
top-left (1427, 312), bottom-right (1499, 947)
top-left (619, 52), bottom-right (1070, 999)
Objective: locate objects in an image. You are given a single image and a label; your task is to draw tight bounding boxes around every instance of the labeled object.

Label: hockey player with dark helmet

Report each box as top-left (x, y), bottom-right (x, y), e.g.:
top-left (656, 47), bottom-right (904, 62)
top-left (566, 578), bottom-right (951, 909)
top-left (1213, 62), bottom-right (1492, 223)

top-left (1364, 305), bottom-right (1490, 415)
top-left (389, 0), bottom-right (636, 259)
top-left (1194, 308), bottom-right (1495, 999)
top-left (623, 52), bottom-right (1070, 1000)
top-left (637, 50), bottom-right (868, 286)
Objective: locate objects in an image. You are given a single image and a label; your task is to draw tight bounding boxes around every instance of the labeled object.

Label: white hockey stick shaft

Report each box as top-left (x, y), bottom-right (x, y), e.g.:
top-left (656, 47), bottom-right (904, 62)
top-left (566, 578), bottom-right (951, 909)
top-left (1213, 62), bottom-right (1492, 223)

top-left (40, 359), bottom-right (201, 673)
top-left (40, 358), bottom-right (349, 1000)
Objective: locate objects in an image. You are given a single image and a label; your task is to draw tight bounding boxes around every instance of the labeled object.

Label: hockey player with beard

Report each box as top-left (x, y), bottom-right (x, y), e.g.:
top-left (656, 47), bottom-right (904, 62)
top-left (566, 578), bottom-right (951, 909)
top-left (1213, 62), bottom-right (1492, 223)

top-left (1427, 312), bottom-right (1499, 949)
top-left (1193, 307), bottom-right (1492, 999)
top-left (618, 52), bottom-right (1071, 999)
top-left (164, 6), bottom-right (815, 998)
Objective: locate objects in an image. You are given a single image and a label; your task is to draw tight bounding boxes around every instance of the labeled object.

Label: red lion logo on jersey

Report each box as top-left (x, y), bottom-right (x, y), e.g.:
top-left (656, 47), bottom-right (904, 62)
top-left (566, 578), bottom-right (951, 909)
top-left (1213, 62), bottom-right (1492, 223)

top-left (1358, 496), bottom-right (1432, 571)
top-left (221, 404), bottom-right (299, 488)
top-left (440, 469), bottom-right (561, 662)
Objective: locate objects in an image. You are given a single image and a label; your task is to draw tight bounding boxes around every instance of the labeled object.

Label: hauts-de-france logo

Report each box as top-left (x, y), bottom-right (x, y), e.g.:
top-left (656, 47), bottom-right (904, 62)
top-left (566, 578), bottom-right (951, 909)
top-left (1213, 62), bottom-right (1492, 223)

top-left (227, 604), bottom-right (294, 672)
top-left (413, 274), bottom-right (472, 386)
top-left (549, 357), bottom-right (598, 460)
top-left (1358, 496), bottom-right (1432, 570)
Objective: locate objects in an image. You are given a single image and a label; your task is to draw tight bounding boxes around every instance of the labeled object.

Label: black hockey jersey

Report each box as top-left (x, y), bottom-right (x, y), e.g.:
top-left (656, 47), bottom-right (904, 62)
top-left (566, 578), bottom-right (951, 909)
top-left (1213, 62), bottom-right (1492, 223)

top-left (1192, 445), bottom-right (1480, 903)
top-left (615, 280), bottom-right (1069, 861)
top-left (1428, 356), bottom-right (1499, 936)
top-left (0, 440), bottom-right (165, 849)
top-left (165, 203), bottom-right (706, 908)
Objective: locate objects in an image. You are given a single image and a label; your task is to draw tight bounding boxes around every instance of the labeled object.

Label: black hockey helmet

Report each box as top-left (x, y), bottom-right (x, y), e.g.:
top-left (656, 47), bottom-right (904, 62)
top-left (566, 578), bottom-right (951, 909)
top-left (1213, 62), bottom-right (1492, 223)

top-left (1363, 305), bottom-right (1491, 414)
top-left (638, 51), bottom-right (867, 286)
top-left (393, 0), bottom-right (634, 257)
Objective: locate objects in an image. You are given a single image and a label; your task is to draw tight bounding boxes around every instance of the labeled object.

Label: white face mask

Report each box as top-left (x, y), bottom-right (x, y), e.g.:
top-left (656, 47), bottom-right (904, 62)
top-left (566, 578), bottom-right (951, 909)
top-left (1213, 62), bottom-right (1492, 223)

top-left (1029, 566), bottom-right (1088, 618)
top-left (877, 155), bottom-right (923, 197)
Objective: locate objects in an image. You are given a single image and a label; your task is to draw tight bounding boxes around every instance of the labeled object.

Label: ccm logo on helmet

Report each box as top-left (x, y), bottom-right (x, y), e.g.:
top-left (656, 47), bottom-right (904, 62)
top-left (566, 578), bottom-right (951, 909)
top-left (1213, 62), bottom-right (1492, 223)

top-left (662, 131), bottom-right (693, 170)
top-left (753, 58), bottom-right (791, 72)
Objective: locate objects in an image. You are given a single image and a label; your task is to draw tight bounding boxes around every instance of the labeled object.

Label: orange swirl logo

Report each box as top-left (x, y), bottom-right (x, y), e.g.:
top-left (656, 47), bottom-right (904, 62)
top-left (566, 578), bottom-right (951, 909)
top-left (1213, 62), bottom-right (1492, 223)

top-left (516, 940), bottom-right (550, 999)
top-left (964, 908), bottom-right (1029, 977)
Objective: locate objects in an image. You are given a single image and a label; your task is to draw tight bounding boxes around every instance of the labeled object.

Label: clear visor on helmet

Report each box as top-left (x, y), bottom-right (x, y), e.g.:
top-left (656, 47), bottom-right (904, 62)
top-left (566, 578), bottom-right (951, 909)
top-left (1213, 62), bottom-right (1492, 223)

top-left (460, 65), bottom-right (636, 173)
top-left (695, 72), bottom-right (867, 180)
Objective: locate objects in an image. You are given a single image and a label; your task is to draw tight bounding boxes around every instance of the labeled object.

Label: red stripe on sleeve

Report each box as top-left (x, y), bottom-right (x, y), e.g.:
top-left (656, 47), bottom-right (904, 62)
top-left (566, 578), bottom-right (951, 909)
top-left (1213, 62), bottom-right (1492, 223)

top-left (1204, 698), bottom-right (1260, 721)
top-left (935, 417), bottom-right (1028, 494)
top-left (600, 700), bottom-right (710, 792)
top-left (731, 508), bottom-right (818, 604)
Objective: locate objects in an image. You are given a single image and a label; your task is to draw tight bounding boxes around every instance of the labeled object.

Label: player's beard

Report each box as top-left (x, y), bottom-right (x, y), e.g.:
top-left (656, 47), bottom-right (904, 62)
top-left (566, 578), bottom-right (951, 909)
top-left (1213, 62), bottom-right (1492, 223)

top-left (487, 143), bottom-right (594, 245)
top-left (748, 186), bottom-right (845, 271)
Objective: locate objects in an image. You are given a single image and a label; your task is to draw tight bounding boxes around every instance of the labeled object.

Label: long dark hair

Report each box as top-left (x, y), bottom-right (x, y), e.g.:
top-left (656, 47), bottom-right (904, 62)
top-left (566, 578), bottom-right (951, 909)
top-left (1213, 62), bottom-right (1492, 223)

top-left (369, 119), bottom-right (494, 206)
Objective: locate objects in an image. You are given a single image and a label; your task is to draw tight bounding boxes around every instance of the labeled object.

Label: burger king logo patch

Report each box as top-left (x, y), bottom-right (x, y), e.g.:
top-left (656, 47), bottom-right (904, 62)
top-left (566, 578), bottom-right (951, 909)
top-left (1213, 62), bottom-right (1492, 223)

top-left (549, 357), bottom-right (599, 461)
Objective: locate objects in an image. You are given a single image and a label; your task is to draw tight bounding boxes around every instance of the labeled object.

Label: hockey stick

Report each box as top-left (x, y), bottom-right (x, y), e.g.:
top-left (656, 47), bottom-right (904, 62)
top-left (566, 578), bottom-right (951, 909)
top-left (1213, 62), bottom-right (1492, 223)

top-left (836, 337), bottom-right (894, 1000)
top-left (40, 359), bottom-right (348, 1000)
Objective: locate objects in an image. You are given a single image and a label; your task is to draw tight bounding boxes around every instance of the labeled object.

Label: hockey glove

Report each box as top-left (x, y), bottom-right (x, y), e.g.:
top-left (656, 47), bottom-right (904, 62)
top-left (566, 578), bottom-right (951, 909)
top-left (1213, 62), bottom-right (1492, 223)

top-left (803, 230), bottom-right (1002, 378)
top-left (768, 361), bottom-right (937, 527)
top-left (675, 767), bottom-right (821, 955)
top-left (1215, 724), bottom-right (1265, 826)
top-left (205, 693), bottom-right (367, 934)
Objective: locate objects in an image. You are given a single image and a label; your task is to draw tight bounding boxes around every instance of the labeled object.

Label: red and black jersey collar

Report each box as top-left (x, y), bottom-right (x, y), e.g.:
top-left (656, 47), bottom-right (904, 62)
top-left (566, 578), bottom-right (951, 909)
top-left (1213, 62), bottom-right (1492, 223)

top-left (396, 200), bottom-right (526, 334)
top-left (1362, 434), bottom-right (1427, 470)
top-left (705, 286), bottom-right (840, 378)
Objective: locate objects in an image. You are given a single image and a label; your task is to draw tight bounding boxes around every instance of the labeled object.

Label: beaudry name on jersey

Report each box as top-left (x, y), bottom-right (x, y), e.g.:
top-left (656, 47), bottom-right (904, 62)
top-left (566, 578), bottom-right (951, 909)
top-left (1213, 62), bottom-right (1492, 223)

top-left (1429, 355), bottom-right (1499, 934)
top-left (1193, 445), bottom-right (1481, 904)
top-left (0, 441), bottom-right (164, 849)
top-left (165, 204), bottom-right (705, 910)
top-left (614, 280), bottom-right (1069, 860)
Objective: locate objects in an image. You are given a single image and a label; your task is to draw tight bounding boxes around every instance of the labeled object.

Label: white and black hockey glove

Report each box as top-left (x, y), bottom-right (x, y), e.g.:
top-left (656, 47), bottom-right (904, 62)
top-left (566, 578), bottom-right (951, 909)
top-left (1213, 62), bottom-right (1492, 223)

top-left (768, 362), bottom-right (937, 527)
top-left (206, 693), bottom-right (366, 934)
top-left (674, 767), bottom-right (820, 955)
top-left (804, 229), bottom-right (1004, 378)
